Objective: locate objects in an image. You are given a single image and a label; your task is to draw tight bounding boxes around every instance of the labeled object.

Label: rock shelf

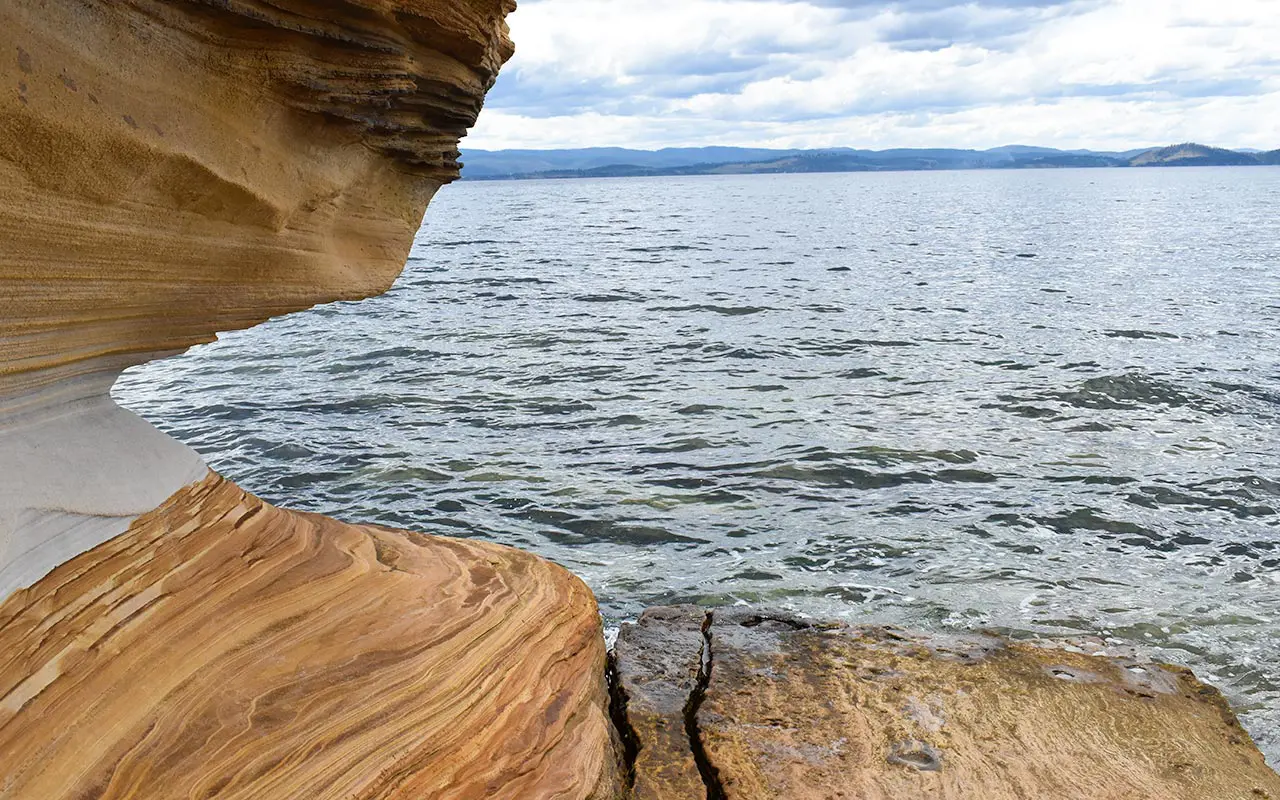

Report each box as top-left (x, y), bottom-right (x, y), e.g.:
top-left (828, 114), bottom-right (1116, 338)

top-left (611, 607), bottom-right (1280, 800)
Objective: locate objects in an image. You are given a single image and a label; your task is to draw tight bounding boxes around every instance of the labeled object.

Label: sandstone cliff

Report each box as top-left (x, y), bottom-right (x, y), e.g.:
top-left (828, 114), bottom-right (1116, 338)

top-left (2, 0), bottom-right (513, 407)
top-left (0, 2), bottom-right (623, 798)
top-left (0, 0), bottom-right (514, 591)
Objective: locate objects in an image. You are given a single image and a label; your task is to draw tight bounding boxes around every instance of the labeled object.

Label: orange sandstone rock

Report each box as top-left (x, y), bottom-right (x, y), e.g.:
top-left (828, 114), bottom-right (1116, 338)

top-left (0, 0), bottom-right (514, 406)
top-left (0, 473), bottom-right (621, 799)
top-left (0, 0), bottom-right (520, 591)
top-left (0, 2), bottom-right (625, 796)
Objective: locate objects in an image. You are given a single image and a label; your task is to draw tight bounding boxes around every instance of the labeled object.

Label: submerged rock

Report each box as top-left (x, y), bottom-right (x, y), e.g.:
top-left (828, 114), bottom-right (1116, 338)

top-left (614, 606), bottom-right (1280, 799)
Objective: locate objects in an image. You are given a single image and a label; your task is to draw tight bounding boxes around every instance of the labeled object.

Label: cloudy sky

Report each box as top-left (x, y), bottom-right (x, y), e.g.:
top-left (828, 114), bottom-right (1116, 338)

top-left (466, 0), bottom-right (1279, 151)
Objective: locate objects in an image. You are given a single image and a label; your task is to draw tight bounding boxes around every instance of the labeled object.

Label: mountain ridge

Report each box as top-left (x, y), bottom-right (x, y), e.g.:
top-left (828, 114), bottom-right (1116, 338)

top-left (460, 142), bottom-right (1280, 180)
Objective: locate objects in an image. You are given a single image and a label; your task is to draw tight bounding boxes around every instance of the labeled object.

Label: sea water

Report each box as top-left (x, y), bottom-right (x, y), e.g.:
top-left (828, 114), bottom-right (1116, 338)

top-left (116, 167), bottom-right (1280, 758)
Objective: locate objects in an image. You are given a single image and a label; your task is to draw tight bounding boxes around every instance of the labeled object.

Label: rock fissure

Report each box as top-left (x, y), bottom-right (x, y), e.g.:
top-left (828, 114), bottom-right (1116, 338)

top-left (684, 611), bottom-right (726, 800)
top-left (605, 650), bottom-right (641, 790)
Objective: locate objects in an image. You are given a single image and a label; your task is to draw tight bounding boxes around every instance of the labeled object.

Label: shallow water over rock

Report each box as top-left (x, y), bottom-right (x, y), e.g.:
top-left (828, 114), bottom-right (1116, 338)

top-left (115, 168), bottom-right (1280, 759)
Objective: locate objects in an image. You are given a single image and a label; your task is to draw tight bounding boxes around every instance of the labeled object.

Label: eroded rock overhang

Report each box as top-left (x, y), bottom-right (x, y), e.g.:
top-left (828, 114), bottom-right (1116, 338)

top-left (0, 0), bottom-right (515, 597)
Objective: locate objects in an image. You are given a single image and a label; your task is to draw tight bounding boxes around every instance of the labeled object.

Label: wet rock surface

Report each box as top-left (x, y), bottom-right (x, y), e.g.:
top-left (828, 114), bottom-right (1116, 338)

top-left (611, 605), bottom-right (711, 799)
top-left (612, 606), bottom-right (1280, 799)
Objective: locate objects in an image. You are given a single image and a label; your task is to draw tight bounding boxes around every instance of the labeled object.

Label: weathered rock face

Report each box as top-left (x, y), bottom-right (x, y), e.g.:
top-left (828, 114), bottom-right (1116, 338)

top-left (0, 0), bottom-right (515, 593)
top-left (610, 605), bottom-right (709, 799)
top-left (0, 473), bottom-right (621, 799)
top-left (0, 2), bottom-right (625, 797)
top-left (1, 0), bottom-right (512, 408)
top-left (614, 607), bottom-right (1280, 799)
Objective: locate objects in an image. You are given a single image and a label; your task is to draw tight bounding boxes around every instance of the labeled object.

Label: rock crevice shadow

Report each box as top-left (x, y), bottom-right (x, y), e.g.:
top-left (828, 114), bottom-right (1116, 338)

top-left (682, 611), bottom-right (725, 800)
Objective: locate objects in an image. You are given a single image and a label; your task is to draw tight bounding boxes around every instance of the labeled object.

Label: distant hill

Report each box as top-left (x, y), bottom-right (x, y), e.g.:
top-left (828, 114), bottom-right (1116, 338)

top-left (459, 143), bottom-right (1278, 181)
top-left (457, 147), bottom-right (806, 178)
top-left (1128, 143), bottom-right (1260, 167)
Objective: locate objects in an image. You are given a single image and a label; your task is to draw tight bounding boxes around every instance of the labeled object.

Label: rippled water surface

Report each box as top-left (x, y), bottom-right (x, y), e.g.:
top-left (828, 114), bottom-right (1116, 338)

top-left (116, 168), bottom-right (1280, 757)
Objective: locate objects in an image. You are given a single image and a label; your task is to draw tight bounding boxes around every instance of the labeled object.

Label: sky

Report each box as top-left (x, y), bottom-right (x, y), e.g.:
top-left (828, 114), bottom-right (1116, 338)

top-left (465, 0), bottom-right (1280, 152)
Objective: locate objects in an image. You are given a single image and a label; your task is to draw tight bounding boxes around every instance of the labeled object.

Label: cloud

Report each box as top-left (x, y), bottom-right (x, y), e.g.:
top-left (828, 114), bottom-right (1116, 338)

top-left (468, 0), bottom-right (1280, 150)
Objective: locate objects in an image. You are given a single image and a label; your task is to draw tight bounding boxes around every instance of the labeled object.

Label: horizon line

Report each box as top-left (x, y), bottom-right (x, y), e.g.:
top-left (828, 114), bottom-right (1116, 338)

top-left (461, 141), bottom-right (1273, 154)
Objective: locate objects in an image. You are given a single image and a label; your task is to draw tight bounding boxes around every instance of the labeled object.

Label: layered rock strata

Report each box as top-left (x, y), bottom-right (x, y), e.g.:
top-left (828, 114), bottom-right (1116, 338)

top-left (0, 474), bottom-right (620, 799)
top-left (0, 0), bottom-right (515, 589)
top-left (1, 1), bottom-right (627, 797)
top-left (2, 0), bottom-right (513, 407)
top-left (613, 607), bottom-right (1280, 800)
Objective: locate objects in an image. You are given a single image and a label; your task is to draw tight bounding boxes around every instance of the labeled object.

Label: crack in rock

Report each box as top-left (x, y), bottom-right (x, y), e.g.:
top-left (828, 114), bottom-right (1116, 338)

top-left (684, 611), bottom-right (726, 800)
top-left (605, 650), bottom-right (641, 790)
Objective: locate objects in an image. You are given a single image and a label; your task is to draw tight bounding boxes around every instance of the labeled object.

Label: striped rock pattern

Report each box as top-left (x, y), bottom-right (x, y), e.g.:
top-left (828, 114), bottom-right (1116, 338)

top-left (0, 0), bottom-right (514, 408)
top-left (0, 3), bottom-right (627, 795)
top-left (0, 473), bottom-right (621, 799)
top-left (0, 0), bottom-right (522, 630)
